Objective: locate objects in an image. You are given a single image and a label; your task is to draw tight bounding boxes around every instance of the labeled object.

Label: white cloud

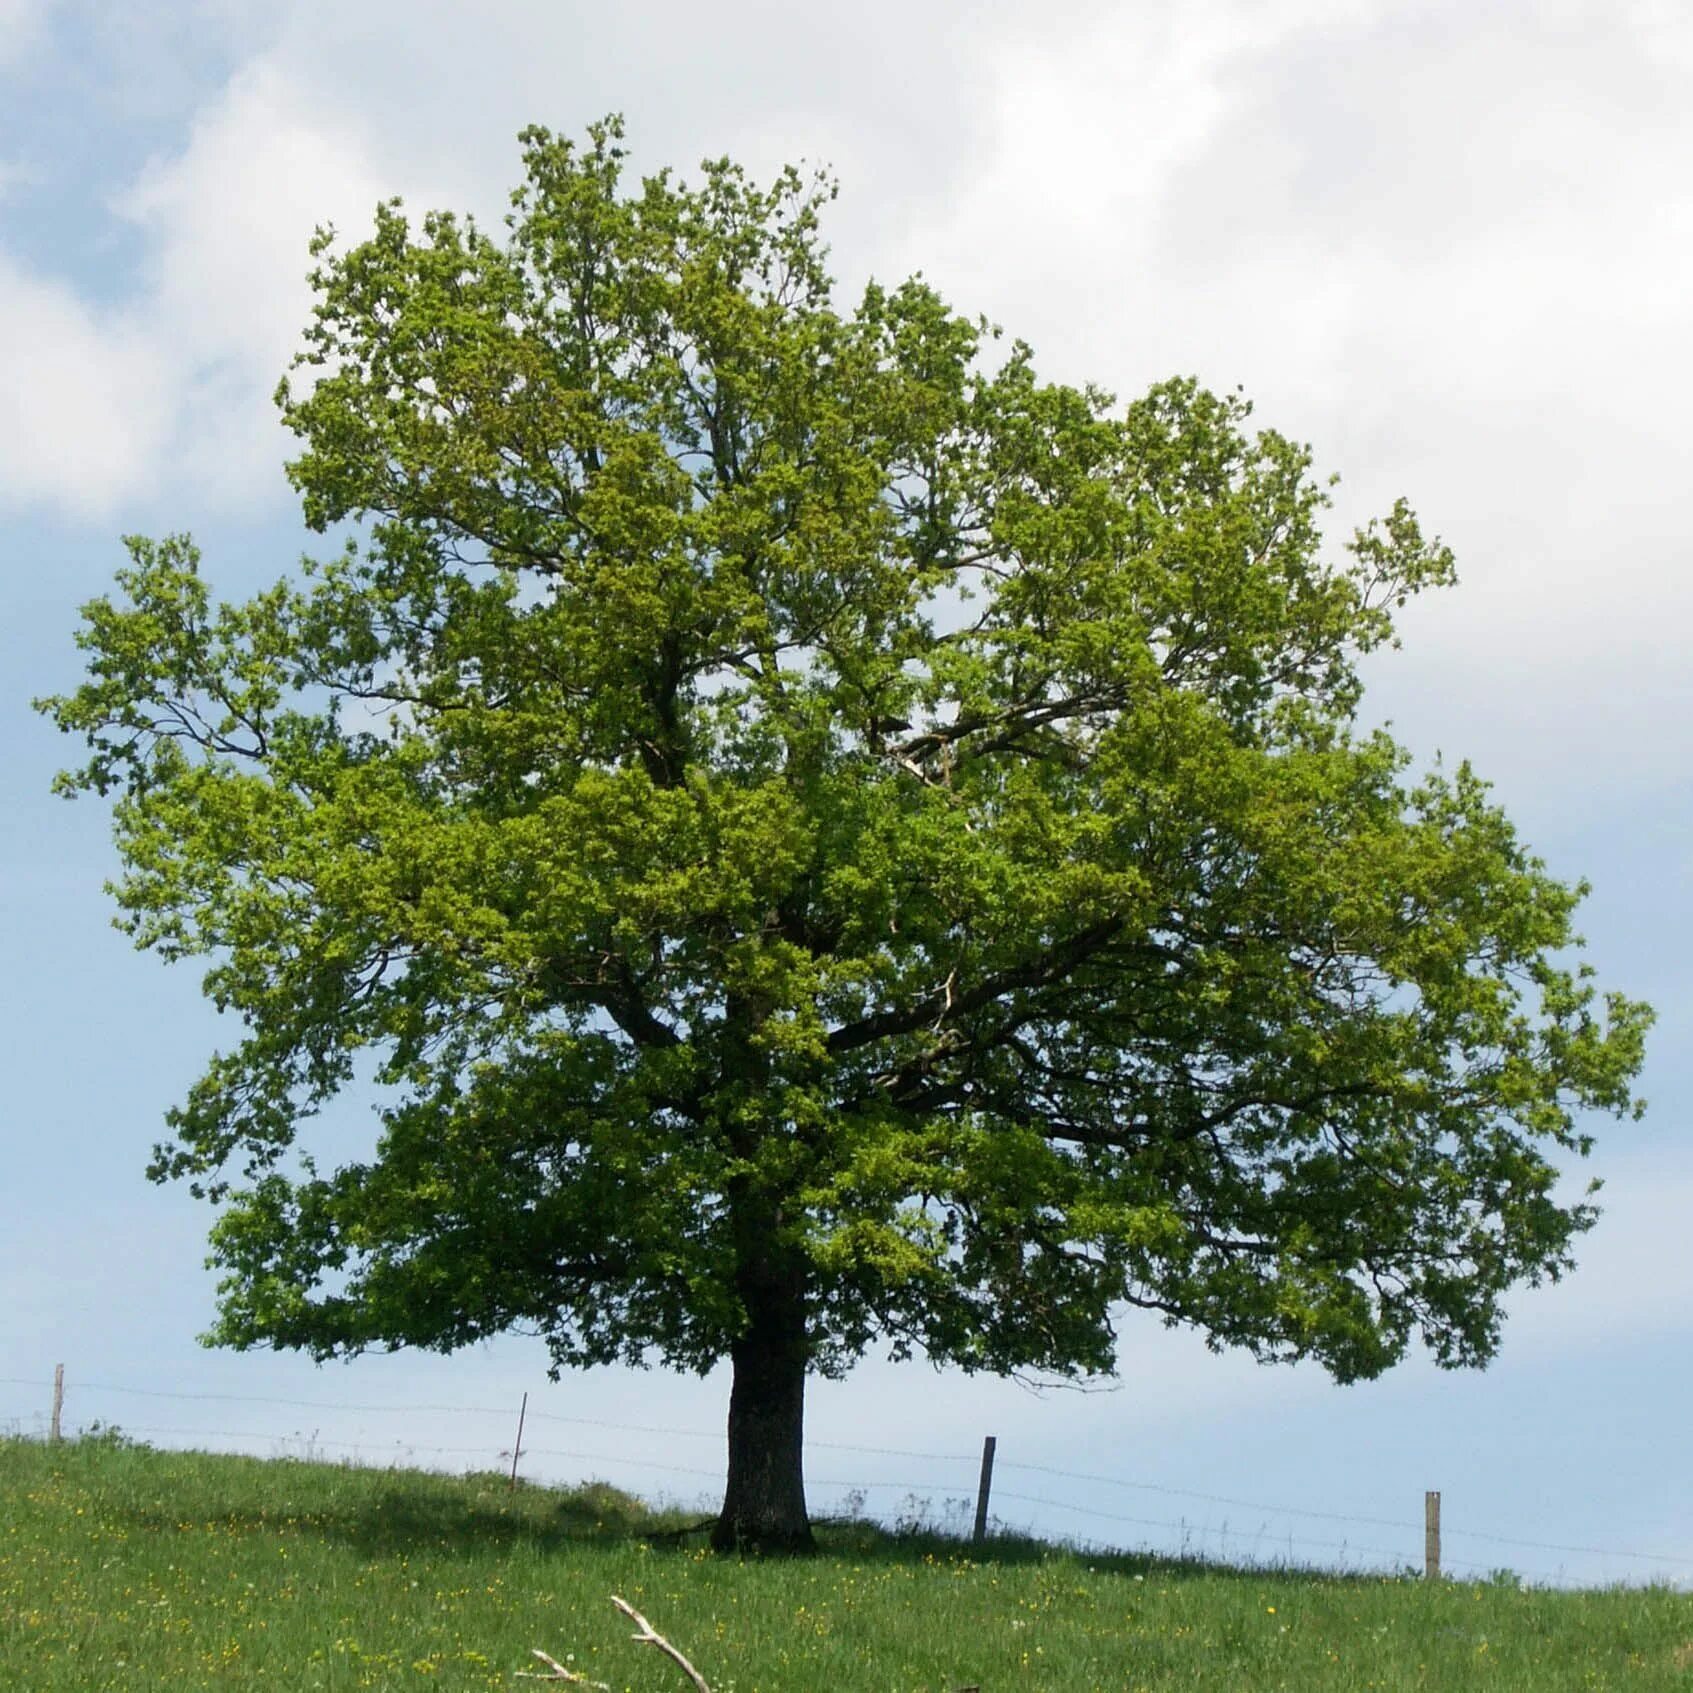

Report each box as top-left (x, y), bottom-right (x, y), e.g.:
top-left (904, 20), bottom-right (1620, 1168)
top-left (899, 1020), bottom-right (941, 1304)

top-left (111, 59), bottom-right (397, 511)
top-left (4, 0), bottom-right (1691, 799)
top-left (0, 254), bottom-right (169, 518)
top-left (0, 0), bottom-right (55, 70)
top-left (0, 50), bottom-right (442, 519)
top-left (885, 0), bottom-right (1693, 797)
top-left (0, 0), bottom-right (1021, 520)
top-left (0, 63), bottom-right (361, 515)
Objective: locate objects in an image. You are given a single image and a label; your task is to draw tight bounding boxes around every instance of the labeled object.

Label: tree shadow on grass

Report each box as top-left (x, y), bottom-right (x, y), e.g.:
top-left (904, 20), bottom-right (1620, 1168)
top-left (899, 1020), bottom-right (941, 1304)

top-left (92, 1446), bottom-right (1413, 1586)
top-left (104, 1485), bottom-right (1416, 1584)
top-left (808, 1518), bottom-right (1416, 1589)
top-left (315, 1476), bottom-right (671, 1556)
top-left (110, 1472), bottom-right (686, 1559)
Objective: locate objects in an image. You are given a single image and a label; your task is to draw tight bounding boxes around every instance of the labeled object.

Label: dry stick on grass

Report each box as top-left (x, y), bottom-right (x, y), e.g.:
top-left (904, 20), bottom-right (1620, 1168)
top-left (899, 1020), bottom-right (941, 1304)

top-left (516, 1646), bottom-right (610, 1688)
top-left (520, 1596), bottom-right (711, 1693)
top-left (612, 1594), bottom-right (714, 1693)
top-left (524, 1593), bottom-right (980, 1693)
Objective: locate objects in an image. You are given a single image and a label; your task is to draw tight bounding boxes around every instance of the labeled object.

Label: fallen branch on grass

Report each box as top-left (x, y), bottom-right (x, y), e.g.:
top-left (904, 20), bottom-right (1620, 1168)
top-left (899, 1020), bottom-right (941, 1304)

top-left (612, 1594), bottom-right (714, 1693)
top-left (520, 1595), bottom-right (711, 1692)
top-left (523, 1593), bottom-right (980, 1693)
top-left (516, 1646), bottom-right (609, 1687)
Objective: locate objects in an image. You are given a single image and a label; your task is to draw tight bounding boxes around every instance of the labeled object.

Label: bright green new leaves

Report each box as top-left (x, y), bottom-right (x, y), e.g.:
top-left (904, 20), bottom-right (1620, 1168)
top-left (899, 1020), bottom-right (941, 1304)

top-left (40, 118), bottom-right (1649, 1392)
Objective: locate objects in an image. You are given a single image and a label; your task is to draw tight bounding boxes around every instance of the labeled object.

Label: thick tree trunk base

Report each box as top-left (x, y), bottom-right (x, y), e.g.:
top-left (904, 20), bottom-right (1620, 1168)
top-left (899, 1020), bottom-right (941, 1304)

top-left (712, 1300), bottom-right (813, 1555)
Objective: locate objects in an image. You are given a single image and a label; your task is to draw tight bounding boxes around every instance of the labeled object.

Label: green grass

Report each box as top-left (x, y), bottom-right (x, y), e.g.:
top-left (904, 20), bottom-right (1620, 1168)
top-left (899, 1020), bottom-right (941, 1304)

top-left (3, 1435), bottom-right (1690, 1690)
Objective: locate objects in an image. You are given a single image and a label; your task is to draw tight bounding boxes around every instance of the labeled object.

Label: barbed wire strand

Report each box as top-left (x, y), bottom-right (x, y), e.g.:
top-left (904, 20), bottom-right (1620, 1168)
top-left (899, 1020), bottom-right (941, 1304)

top-left (988, 1489), bottom-right (1530, 1580)
top-left (1, 1411), bottom-right (1546, 1582)
top-left (0, 1376), bottom-right (968, 1462)
top-left (4, 1373), bottom-right (1687, 1572)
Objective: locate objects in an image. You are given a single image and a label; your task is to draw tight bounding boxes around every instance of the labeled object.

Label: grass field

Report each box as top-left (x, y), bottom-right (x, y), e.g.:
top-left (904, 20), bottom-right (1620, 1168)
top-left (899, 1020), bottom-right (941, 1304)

top-left (3, 1434), bottom-right (1691, 1691)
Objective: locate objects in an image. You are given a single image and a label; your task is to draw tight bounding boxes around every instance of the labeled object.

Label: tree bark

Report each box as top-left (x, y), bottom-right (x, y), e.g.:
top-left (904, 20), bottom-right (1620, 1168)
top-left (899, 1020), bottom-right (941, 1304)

top-left (712, 1257), bottom-right (813, 1553)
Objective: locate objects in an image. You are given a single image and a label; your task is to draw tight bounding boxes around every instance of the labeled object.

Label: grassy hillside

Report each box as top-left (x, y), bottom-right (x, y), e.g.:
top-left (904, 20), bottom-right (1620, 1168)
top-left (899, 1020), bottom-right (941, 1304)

top-left (2, 1435), bottom-right (1689, 1690)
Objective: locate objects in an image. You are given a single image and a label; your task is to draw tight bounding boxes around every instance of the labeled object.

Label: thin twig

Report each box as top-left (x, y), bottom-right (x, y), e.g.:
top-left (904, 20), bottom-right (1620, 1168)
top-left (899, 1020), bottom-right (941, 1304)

top-left (516, 1645), bottom-right (610, 1687)
top-left (611, 1594), bottom-right (713, 1693)
top-left (523, 1597), bottom-right (981, 1692)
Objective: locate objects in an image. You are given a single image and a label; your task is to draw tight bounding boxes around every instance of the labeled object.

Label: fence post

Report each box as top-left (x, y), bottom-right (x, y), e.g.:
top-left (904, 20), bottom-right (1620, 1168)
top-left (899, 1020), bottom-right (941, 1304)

top-left (508, 1392), bottom-right (528, 1490)
top-left (1424, 1490), bottom-right (1441, 1580)
top-left (973, 1435), bottom-right (997, 1543)
top-left (50, 1364), bottom-right (64, 1443)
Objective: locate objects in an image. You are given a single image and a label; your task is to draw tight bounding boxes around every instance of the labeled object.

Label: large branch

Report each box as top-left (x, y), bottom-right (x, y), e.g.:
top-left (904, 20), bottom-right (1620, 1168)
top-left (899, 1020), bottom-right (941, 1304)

top-left (864, 1040), bottom-right (1390, 1159)
top-left (886, 684), bottom-right (1115, 775)
top-left (539, 953), bottom-right (682, 1050)
top-left (596, 979), bottom-right (682, 1049)
top-left (824, 918), bottom-right (1123, 1055)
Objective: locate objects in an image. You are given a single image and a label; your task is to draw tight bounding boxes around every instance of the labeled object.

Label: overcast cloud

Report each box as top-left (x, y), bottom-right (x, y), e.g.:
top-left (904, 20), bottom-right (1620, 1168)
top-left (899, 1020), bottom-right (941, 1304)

top-left (5, 0), bottom-right (1688, 784)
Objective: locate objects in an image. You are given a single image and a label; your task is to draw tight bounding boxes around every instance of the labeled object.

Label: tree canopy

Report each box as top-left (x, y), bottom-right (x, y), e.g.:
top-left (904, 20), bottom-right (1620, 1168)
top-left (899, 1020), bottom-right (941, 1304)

top-left (41, 118), bottom-right (1650, 1549)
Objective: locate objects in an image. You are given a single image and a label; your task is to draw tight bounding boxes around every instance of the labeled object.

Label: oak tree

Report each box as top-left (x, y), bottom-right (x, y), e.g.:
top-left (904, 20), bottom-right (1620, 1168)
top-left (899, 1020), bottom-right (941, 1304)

top-left (42, 119), bottom-right (1650, 1550)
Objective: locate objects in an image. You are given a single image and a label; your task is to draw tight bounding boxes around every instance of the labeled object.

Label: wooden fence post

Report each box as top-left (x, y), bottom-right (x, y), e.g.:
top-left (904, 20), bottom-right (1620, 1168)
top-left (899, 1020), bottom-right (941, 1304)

top-left (508, 1392), bottom-right (528, 1490)
top-left (973, 1435), bottom-right (997, 1543)
top-left (50, 1364), bottom-right (64, 1443)
top-left (1425, 1490), bottom-right (1441, 1580)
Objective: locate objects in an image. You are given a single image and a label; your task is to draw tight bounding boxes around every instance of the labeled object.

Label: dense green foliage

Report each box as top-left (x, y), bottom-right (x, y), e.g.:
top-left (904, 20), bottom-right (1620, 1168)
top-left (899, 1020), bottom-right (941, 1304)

top-left (4, 1437), bottom-right (1691, 1691)
top-left (40, 118), bottom-right (1648, 1540)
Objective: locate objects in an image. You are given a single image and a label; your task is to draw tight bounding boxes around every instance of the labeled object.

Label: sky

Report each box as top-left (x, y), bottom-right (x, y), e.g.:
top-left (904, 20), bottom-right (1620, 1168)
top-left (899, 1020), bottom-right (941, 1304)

top-left (2, 0), bottom-right (1690, 1588)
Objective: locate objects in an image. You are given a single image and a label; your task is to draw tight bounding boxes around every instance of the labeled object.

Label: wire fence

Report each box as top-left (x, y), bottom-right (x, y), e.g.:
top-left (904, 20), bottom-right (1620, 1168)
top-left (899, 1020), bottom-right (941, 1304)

top-left (3, 1370), bottom-right (1686, 1588)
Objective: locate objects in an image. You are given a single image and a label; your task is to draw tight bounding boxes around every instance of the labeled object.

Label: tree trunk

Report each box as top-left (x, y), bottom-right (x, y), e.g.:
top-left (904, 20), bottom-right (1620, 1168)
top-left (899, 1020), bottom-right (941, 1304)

top-left (712, 1264), bottom-right (813, 1553)
top-left (712, 987), bottom-right (814, 1554)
